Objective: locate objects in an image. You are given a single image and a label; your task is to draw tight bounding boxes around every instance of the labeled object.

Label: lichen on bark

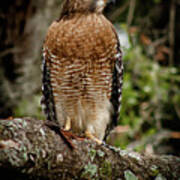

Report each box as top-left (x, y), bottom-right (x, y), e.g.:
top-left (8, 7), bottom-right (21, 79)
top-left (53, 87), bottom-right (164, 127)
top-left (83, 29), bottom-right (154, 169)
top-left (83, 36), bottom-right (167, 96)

top-left (0, 117), bottom-right (180, 180)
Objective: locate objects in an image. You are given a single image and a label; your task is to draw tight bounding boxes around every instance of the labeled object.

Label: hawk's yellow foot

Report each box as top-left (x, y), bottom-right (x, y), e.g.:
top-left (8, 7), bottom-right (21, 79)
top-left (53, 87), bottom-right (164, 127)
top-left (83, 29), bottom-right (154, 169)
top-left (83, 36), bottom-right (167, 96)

top-left (85, 130), bottom-right (103, 145)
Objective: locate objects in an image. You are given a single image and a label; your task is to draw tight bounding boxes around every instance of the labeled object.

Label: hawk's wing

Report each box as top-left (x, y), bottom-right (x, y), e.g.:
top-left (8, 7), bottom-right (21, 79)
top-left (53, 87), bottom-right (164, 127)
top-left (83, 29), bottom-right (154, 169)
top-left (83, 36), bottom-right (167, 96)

top-left (104, 27), bottom-right (123, 140)
top-left (41, 51), bottom-right (57, 122)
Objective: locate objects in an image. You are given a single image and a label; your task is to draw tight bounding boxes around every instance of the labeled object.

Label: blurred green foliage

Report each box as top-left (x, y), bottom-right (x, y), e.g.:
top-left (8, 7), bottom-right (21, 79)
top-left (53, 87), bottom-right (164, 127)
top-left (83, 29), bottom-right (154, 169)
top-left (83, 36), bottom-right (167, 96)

top-left (115, 39), bottom-right (180, 150)
top-left (15, 95), bottom-right (45, 120)
top-left (121, 45), bottom-right (180, 126)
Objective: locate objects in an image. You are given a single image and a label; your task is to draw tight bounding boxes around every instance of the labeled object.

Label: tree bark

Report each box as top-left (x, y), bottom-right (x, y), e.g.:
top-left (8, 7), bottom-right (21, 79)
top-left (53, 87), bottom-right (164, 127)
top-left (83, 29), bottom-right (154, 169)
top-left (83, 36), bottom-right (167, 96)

top-left (0, 118), bottom-right (179, 180)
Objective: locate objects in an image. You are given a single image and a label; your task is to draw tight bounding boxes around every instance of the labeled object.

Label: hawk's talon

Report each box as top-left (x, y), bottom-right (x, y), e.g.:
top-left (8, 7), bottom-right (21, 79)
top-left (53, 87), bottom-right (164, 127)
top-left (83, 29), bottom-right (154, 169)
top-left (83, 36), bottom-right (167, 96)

top-left (44, 120), bottom-right (75, 149)
top-left (64, 117), bottom-right (71, 131)
top-left (85, 131), bottom-right (103, 145)
top-left (61, 129), bottom-right (85, 141)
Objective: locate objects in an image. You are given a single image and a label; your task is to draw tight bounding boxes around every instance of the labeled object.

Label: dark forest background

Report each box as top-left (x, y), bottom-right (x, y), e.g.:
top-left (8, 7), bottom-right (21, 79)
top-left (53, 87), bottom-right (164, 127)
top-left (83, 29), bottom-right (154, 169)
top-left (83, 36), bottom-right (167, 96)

top-left (0, 0), bottom-right (180, 156)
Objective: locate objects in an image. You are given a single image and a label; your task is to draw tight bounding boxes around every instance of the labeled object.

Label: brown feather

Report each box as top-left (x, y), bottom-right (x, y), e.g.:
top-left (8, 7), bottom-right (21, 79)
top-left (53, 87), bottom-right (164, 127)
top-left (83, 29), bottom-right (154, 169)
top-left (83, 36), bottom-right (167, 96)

top-left (42, 0), bottom-right (123, 141)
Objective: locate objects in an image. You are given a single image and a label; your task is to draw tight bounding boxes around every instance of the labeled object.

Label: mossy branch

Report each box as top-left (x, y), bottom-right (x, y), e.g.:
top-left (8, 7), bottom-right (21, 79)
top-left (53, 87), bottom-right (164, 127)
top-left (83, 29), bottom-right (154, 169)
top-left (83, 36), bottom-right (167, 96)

top-left (0, 118), bottom-right (179, 180)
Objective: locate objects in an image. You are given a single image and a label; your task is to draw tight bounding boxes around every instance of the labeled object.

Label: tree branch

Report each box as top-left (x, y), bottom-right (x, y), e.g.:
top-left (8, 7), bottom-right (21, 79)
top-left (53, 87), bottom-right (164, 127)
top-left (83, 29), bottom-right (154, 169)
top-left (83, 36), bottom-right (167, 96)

top-left (127, 0), bottom-right (136, 28)
top-left (0, 118), bottom-right (180, 180)
top-left (169, 0), bottom-right (176, 66)
top-left (107, 1), bottom-right (130, 22)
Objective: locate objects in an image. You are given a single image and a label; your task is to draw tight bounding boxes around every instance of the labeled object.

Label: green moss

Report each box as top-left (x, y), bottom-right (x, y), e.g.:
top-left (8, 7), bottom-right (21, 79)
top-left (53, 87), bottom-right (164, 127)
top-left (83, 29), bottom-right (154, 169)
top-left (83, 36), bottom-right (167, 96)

top-left (81, 163), bottom-right (97, 179)
top-left (99, 160), bottom-right (112, 178)
top-left (128, 152), bottom-right (142, 162)
top-left (155, 174), bottom-right (167, 180)
top-left (97, 149), bottom-right (105, 157)
top-left (120, 150), bottom-right (129, 157)
top-left (124, 170), bottom-right (138, 180)
top-left (5, 121), bottom-right (14, 127)
top-left (89, 149), bottom-right (96, 161)
top-left (150, 165), bottom-right (159, 176)
top-left (23, 152), bottom-right (28, 161)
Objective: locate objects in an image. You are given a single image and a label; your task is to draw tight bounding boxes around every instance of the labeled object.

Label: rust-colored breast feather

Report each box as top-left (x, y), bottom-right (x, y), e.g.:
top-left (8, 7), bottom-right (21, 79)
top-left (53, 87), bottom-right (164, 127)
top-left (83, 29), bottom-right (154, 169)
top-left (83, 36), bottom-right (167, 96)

top-left (42, 13), bottom-right (121, 140)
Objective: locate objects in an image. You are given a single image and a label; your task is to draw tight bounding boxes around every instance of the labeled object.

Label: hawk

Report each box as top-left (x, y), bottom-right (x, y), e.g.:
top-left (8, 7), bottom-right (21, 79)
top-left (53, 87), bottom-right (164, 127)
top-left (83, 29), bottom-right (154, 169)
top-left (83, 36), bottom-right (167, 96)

top-left (41, 0), bottom-right (123, 144)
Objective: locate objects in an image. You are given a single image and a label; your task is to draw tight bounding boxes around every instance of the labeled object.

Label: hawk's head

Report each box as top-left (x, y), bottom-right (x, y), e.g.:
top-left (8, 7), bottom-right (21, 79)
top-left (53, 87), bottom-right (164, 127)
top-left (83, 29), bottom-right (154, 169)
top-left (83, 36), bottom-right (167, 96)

top-left (60, 0), bottom-right (114, 16)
